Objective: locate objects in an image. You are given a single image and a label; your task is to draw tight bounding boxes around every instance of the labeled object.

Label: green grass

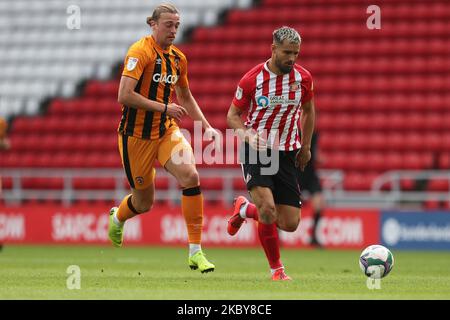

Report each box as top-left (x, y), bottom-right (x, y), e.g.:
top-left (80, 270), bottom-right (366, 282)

top-left (0, 245), bottom-right (449, 299)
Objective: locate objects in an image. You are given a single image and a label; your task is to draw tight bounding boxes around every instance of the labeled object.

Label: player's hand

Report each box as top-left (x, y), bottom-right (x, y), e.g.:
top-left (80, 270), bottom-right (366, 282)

top-left (0, 138), bottom-right (10, 150)
top-left (166, 103), bottom-right (187, 121)
top-left (204, 127), bottom-right (222, 152)
top-left (296, 146), bottom-right (311, 171)
top-left (248, 132), bottom-right (267, 151)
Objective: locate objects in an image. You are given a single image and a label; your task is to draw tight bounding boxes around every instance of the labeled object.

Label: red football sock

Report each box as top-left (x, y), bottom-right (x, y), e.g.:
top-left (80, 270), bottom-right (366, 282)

top-left (245, 202), bottom-right (259, 221)
top-left (258, 222), bottom-right (282, 270)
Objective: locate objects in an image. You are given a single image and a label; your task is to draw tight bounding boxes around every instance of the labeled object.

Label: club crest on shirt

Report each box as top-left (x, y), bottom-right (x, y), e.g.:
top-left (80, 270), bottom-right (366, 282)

top-left (135, 176), bottom-right (144, 185)
top-left (174, 57), bottom-right (180, 68)
top-left (290, 81), bottom-right (301, 92)
top-left (127, 57), bottom-right (139, 71)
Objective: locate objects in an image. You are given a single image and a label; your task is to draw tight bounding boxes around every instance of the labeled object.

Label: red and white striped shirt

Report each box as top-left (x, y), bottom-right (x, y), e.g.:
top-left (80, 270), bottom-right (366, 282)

top-left (232, 61), bottom-right (314, 151)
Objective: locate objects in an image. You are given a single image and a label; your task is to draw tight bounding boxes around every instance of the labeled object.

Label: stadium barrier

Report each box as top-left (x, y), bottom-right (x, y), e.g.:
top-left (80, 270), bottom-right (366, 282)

top-left (0, 168), bottom-right (342, 206)
top-left (2, 168), bottom-right (449, 208)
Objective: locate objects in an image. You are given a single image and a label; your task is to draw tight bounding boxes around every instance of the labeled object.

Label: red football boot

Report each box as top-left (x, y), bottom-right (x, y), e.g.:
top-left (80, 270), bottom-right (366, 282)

top-left (271, 268), bottom-right (292, 281)
top-left (227, 196), bottom-right (248, 236)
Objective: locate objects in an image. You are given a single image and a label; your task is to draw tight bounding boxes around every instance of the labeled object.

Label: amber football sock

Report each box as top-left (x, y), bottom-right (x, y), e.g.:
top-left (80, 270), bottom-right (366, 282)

top-left (116, 194), bottom-right (139, 222)
top-left (181, 186), bottom-right (203, 245)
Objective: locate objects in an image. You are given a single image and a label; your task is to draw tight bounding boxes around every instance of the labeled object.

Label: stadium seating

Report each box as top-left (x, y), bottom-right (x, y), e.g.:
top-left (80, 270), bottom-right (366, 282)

top-left (0, 0), bottom-right (252, 120)
top-left (1, 0), bottom-right (449, 205)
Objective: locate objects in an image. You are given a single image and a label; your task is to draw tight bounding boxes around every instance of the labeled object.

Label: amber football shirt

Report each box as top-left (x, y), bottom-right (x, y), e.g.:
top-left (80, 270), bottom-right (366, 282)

top-left (118, 35), bottom-right (189, 140)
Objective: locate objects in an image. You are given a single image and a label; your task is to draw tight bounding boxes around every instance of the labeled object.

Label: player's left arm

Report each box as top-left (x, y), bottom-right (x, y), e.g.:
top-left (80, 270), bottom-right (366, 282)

top-left (175, 86), bottom-right (211, 130)
top-left (297, 98), bottom-right (316, 171)
top-left (0, 118), bottom-right (10, 150)
top-left (175, 55), bottom-right (220, 144)
top-left (175, 86), bottom-right (221, 146)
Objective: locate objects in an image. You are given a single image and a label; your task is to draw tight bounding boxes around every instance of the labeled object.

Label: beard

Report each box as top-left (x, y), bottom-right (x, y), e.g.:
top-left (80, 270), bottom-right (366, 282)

top-left (275, 59), bottom-right (293, 74)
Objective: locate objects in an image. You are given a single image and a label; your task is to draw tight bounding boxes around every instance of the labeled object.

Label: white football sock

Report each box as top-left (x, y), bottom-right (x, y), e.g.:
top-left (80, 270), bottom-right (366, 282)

top-left (189, 244), bottom-right (201, 257)
top-left (239, 200), bottom-right (249, 219)
top-left (113, 212), bottom-right (124, 227)
top-left (271, 266), bottom-right (284, 275)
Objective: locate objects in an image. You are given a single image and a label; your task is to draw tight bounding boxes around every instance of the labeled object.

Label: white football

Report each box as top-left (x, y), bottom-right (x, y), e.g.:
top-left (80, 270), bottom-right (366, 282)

top-left (359, 244), bottom-right (394, 279)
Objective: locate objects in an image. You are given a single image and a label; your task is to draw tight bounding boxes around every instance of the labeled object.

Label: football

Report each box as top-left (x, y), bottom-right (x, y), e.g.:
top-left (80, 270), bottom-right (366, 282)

top-left (359, 245), bottom-right (394, 279)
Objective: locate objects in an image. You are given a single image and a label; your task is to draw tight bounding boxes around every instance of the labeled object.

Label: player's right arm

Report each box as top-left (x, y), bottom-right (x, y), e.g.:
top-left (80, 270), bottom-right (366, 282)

top-left (0, 138), bottom-right (9, 150)
top-left (227, 82), bottom-right (267, 150)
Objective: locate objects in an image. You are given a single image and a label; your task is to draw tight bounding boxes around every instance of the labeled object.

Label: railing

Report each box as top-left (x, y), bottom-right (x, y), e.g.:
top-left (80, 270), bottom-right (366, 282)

top-left (371, 170), bottom-right (450, 205)
top-left (0, 168), bottom-right (344, 206)
top-left (322, 170), bottom-right (450, 209)
top-left (0, 168), bottom-right (242, 206)
top-left (1, 168), bottom-right (449, 208)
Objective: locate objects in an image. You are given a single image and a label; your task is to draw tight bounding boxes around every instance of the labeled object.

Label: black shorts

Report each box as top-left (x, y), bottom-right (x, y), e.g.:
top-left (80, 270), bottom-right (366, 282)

top-left (239, 143), bottom-right (302, 208)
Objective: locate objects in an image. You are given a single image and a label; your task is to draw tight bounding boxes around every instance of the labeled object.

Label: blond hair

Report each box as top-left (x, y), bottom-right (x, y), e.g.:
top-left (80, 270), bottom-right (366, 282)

top-left (146, 3), bottom-right (179, 25)
top-left (273, 26), bottom-right (301, 45)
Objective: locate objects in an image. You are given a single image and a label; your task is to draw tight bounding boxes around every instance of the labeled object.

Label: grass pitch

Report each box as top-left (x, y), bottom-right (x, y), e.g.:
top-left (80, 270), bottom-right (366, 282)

top-left (0, 245), bottom-right (449, 300)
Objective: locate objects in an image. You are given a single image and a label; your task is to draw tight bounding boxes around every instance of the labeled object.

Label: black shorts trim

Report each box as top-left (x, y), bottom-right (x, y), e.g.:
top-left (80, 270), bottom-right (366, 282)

top-left (121, 135), bottom-right (135, 189)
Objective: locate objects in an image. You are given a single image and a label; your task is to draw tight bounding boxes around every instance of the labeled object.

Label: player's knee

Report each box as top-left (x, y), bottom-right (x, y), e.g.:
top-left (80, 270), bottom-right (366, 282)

top-left (277, 212), bottom-right (300, 232)
top-left (132, 198), bottom-right (153, 214)
top-left (178, 170), bottom-right (200, 188)
top-left (258, 203), bottom-right (276, 224)
top-left (283, 219), bottom-right (300, 232)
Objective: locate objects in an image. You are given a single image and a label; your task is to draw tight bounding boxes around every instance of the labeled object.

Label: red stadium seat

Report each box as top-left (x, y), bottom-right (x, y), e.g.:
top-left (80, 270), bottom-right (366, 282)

top-left (22, 177), bottom-right (64, 189)
top-left (427, 179), bottom-right (449, 192)
top-left (200, 178), bottom-right (223, 190)
top-left (439, 152), bottom-right (450, 170)
top-left (344, 171), bottom-right (378, 191)
top-left (365, 153), bottom-right (387, 171)
top-left (73, 178), bottom-right (115, 190)
top-left (232, 177), bottom-right (246, 192)
top-left (423, 199), bottom-right (442, 210)
top-left (443, 134), bottom-right (450, 152)
top-left (403, 152), bottom-right (433, 170)
top-left (400, 178), bottom-right (415, 191)
top-left (382, 153), bottom-right (404, 171)
top-left (154, 177), bottom-right (169, 190)
top-left (1, 176), bottom-right (12, 189)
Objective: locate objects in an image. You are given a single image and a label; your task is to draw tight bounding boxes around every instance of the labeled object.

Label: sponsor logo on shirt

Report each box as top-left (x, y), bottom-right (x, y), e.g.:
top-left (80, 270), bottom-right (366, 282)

top-left (269, 95), bottom-right (298, 105)
top-left (152, 73), bottom-right (178, 84)
top-left (257, 95), bottom-right (298, 107)
top-left (256, 95), bottom-right (270, 107)
top-left (290, 81), bottom-right (301, 91)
